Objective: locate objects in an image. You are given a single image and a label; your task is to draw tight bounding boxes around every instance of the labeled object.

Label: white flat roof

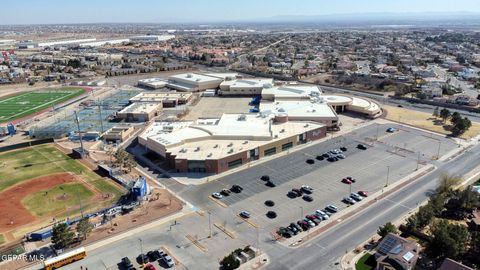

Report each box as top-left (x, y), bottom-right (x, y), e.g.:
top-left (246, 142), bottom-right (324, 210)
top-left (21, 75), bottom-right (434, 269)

top-left (118, 102), bottom-right (161, 114)
top-left (262, 85), bottom-right (321, 99)
top-left (221, 78), bottom-right (273, 88)
top-left (260, 100), bottom-right (337, 119)
top-left (169, 73), bottom-right (223, 83)
top-left (204, 73), bottom-right (238, 79)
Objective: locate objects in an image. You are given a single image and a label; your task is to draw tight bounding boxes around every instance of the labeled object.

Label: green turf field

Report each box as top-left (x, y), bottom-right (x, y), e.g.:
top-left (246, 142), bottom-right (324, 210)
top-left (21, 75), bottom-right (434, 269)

top-left (0, 88), bottom-right (86, 123)
top-left (0, 144), bottom-right (123, 196)
top-left (22, 183), bottom-right (95, 217)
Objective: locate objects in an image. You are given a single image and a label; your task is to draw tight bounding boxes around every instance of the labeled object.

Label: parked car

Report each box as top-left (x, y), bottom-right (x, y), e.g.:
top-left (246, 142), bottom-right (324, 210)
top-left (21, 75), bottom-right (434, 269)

top-left (231, 185), bottom-right (243, 193)
top-left (386, 127), bottom-right (396, 133)
top-left (297, 220), bottom-right (310, 230)
top-left (292, 188), bottom-right (303, 196)
top-left (325, 205), bottom-right (338, 213)
top-left (306, 159), bottom-right (315, 164)
top-left (322, 152), bottom-right (330, 158)
top-left (121, 257), bottom-right (134, 269)
top-left (240, 211), bottom-right (251, 218)
top-left (260, 175), bottom-right (270, 181)
top-left (266, 211), bottom-right (277, 218)
top-left (265, 200), bottom-right (275, 207)
top-left (290, 222), bottom-right (302, 232)
top-left (147, 250), bottom-right (161, 261)
top-left (341, 178), bottom-right (352, 184)
top-left (144, 264), bottom-right (157, 270)
top-left (301, 185), bottom-right (314, 194)
top-left (306, 215), bottom-right (321, 224)
top-left (336, 154), bottom-right (346, 159)
top-left (211, 192), bottom-right (223, 199)
top-left (350, 192), bottom-right (363, 201)
top-left (287, 225), bottom-right (299, 235)
top-left (303, 195), bottom-right (314, 202)
top-left (266, 180), bottom-right (276, 187)
top-left (220, 189), bottom-right (231, 196)
top-left (345, 176), bottom-right (356, 182)
top-left (137, 254), bottom-right (149, 264)
top-left (358, 191), bottom-right (369, 197)
top-left (316, 155), bottom-right (324, 161)
top-left (327, 156), bottom-right (339, 162)
top-left (340, 146), bottom-right (347, 152)
top-left (287, 191), bottom-right (299, 198)
top-left (161, 255), bottom-right (175, 268)
top-left (357, 144), bottom-right (367, 150)
top-left (343, 197), bottom-right (356, 205)
top-left (315, 210), bottom-right (330, 220)
top-left (303, 218), bottom-right (316, 227)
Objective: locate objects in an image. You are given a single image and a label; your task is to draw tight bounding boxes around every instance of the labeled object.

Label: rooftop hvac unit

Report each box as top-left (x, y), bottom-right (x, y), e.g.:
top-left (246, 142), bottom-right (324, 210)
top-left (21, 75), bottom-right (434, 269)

top-left (274, 135), bottom-right (278, 138)
top-left (228, 142), bottom-right (233, 147)
top-left (214, 144), bottom-right (218, 148)
top-left (186, 74), bottom-right (193, 78)
top-left (180, 148), bottom-right (187, 153)
top-left (237, 114), bottom-right (246, 121)
top-left (228, 149), bottom-right (234, 154)
top-left (304, 124), bottom-right (309, 128)
top-left (280, 129), bottom-right (285, 133)
top-left (195, 146), bottom-right (200, 152)
top-left (207, 153), bottom-right (212, 157)
top-left (243, 140), bottom-right (248, 144)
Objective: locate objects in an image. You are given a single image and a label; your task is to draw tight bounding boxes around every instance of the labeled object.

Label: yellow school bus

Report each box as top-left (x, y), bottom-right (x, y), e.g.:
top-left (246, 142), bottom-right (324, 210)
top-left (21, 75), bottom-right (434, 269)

top-left (43, 247), bottom-right (86, 270)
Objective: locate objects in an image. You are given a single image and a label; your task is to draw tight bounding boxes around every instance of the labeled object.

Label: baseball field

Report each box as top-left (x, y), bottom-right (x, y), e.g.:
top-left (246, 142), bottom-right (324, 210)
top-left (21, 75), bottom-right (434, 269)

top-left (0, 87), bottom-right (86, 123)
top-left (0, 144), bottom-right (124, 243)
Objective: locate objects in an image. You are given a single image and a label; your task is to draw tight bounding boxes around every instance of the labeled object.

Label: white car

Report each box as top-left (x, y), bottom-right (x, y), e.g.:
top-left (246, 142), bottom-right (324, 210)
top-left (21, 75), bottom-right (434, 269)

top-left (315, 210), bottom-right (330, 220)
top-left (350, 192), bottom-right (363, 201)
top-left (162, 254), bottom-right (175, 268)
top-left (326, 205), bottom-right (338, 213)
top-left (211, 192), bottom-right (223, 199)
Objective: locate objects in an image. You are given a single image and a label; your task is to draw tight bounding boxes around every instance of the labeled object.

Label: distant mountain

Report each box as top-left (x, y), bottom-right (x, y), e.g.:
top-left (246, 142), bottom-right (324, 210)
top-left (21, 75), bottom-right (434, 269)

top-left (251, 11), bottom-right (480, 23)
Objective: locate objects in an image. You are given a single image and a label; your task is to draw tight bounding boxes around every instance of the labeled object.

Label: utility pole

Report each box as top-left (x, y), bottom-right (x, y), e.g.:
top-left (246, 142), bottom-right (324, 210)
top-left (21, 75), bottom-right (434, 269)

top-left (208, 211), bottom-right (212, 238)
top-left (416, 152), bottom-right (421, 171)
top-left (74, 110), bottom-right (85, 157)
top-left (138, 238), bottom-right (144, 265)
top-left (436, 141), bottom-right (442, 160)
top-left (385, 166), bottom-right (390, 187)
top-left (98, 103), bottom-right (104, 133)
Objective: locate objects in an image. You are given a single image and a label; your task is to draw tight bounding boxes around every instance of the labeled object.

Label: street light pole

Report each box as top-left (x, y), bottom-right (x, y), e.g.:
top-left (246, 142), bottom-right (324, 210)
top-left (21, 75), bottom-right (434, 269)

top-left (208, 211), bottom-right (212, 238)
top-left (436, 141), bottom-right (442, 159)
top-left (139, 238), bottom-right (144, 265)
top-left (385, 166), bottom-right (390, 187)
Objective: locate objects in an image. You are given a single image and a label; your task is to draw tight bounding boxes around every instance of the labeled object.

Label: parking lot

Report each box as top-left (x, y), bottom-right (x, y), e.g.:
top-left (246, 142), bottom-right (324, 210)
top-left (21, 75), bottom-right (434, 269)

top-left (178, 123), bottom-right (458, 235)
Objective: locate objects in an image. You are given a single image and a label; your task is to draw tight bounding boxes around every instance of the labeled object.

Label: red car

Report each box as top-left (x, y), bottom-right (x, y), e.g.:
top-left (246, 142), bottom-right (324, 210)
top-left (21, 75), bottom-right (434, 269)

top-left (346, 176), bottom-right (356, 183)
top-left (144, 264), bottom-right (157, 270)
top-left (358, 191), bottom-right (368, 197)
top-left (341, 178), bottom-right (352, 184)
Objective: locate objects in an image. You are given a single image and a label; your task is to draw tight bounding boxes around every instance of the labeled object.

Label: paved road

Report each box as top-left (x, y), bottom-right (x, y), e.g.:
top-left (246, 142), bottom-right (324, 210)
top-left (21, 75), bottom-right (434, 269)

top-left (266, 144), bottom-right (480, 270)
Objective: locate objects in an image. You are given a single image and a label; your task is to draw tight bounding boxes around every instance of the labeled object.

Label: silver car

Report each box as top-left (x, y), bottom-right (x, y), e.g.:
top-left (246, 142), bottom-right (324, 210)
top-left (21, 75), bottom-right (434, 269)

top-left (350, 192), bottom-right (363, 201)
top-left (343, 196), bottom-right (356, 205)
top-left (315, 210), bottom-right (330, 220)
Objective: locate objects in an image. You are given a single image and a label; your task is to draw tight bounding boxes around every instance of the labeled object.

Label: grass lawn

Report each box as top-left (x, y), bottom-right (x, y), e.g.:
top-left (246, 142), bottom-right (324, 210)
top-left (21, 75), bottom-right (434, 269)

top-left (0, 87), bottom-right (85, 123)
top-left (21, 183), bottom-right (95, 217)
top-left (0, 145), bottom-right (123, 197)
top-left (356, 253), bottom-right (376, 270)
top-left (384, 105), bottom-right (480, 139)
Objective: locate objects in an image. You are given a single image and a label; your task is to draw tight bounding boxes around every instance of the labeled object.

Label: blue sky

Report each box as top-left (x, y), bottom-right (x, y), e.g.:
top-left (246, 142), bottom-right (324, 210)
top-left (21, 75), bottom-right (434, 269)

top-left (1, 0), bottom-right (479, 24)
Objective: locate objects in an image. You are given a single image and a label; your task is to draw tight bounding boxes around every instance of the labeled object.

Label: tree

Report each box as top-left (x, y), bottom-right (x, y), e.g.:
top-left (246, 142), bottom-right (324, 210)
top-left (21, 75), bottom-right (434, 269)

top-left (451, 117), bottom-right (472, 137)
top-left (432, 107), bottom-right (439, 118)
top-left (437, 174), bottom-right (462, 195)
top-left (51, 223), bottom-right (75, 250)
top-left (76, 218), bottom-right (94, 240)
top-left (377, 222), bottom-right (399, 238)
top-left (428, 219), bottom-right (471, 259)
top-left (457, 187), bottom-right (480, 210)
top-left (406, 215), bottom-right (420, 231)
top-left (416, 204), bottom-right (435, 228)
top-left (450, 112), bottom-right (462, 126)
top-left (429, 193), bottom-right (447, 216)
top-left (439, 108), bottom-right (451, 123)
top-left (114, 148), bottom-right (129, 168)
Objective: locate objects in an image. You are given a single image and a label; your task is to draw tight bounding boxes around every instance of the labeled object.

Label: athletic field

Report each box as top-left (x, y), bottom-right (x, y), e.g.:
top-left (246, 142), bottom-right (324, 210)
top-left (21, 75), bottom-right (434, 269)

top-left (0, 145), bottom-right (124, 242)
top-left (0, 88), bottom-right (86, 123)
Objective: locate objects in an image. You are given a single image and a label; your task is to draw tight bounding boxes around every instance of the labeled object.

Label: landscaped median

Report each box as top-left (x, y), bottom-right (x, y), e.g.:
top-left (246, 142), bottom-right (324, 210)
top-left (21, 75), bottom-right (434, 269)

top-left (383, 104), bottom-right (480, 139)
